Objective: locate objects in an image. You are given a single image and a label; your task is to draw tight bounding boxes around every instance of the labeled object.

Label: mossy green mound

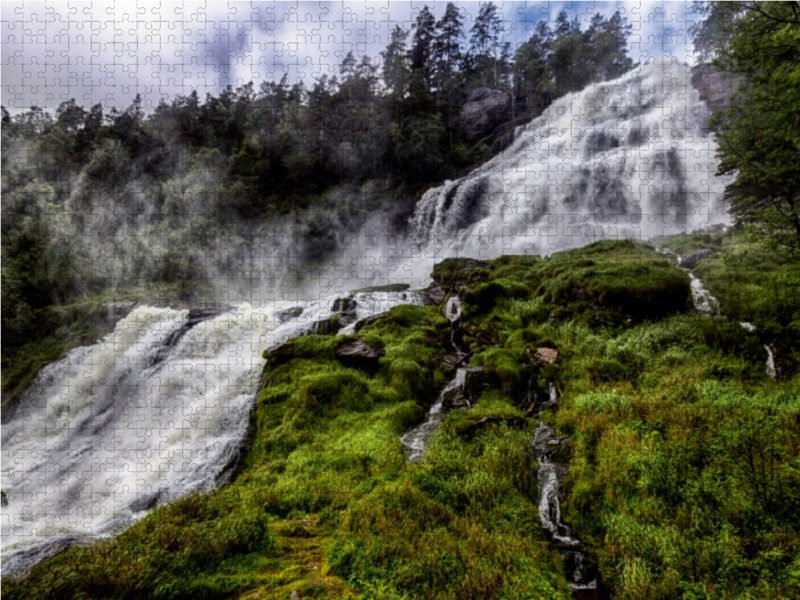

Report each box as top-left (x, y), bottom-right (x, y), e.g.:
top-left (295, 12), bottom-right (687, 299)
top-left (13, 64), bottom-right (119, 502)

top-left (6, 239), bottom-right (799, 600)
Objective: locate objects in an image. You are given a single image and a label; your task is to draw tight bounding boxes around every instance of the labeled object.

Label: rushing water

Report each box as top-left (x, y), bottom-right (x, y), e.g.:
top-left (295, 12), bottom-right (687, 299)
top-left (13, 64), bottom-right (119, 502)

top-left (0, 292), bottom-right (424, 575)
top-left (400, 368), bottom-right (468, 462)
top-left (532, 384), bottom-right (598, 592)
top-left (400, 296), bottom-right (469, 461)
top-left (3, 58), bottom-right (736, 574)
top-left (410, 60), bottom-right (730, 260)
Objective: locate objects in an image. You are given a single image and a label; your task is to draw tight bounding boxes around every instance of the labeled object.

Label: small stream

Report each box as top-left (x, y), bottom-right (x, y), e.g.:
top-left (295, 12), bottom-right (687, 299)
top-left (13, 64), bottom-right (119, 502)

top-left (531, 383), bottom-right (599, 595)
top-left (401, 368), bottom-right (467, 462)
top-left (401, 295), bottom-right (467, 462)
top-left (659, 246), bottom-right (776, 379)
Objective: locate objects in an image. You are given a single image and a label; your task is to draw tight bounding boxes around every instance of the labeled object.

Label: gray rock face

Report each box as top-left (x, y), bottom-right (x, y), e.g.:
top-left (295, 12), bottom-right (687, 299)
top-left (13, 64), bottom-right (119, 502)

top-left (335, 338), bottom-right (385, 369)
top-left (426, 285), bottom-right (447, 304)
top-left (460, 87), bottom-right (511, 139)
top-left (691, 63), bottom-right (732, 113)
top-left (682, 248), bottom-right (713, 269)
top-left (463, 366), bottom-right (499, 402)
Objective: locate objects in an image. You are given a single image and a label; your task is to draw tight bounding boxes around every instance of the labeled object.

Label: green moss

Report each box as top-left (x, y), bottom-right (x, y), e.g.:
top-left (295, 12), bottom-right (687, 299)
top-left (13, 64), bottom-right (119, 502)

top-left (8, 239), bottom-right (800, 600)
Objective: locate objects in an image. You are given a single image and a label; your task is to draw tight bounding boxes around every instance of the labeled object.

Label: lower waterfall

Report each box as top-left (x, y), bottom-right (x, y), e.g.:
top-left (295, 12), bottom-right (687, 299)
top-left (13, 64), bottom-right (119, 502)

top-left (0, 292), bottom-right (423, 575)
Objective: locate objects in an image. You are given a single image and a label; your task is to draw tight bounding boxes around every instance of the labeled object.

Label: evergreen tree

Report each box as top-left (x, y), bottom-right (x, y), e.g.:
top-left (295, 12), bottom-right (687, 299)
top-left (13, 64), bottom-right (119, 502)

top-left (433, 2), bottom-right (465, 92)
top-left (706, 1), bottom-right (800, 255)
top-left (513, 20), bottom-right (554, 114)
top-left (469, 2), bottom-right (504, 87)
top-left (411, 6), bottom-right (437, 91)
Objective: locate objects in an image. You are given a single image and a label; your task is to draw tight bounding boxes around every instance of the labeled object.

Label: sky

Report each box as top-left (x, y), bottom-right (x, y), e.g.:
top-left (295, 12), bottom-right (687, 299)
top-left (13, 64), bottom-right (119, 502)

top-left (1, 1), bottom-right (702, 113)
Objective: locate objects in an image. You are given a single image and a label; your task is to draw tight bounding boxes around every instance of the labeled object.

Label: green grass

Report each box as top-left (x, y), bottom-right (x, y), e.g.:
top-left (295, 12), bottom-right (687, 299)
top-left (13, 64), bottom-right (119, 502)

top-left (6, 239), bottom-right (799, 600)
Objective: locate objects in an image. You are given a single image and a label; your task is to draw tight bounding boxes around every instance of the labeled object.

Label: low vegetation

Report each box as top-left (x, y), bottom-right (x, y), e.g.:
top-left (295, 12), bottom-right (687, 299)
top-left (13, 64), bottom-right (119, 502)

top-left (6, 238), bottom-right (798, 599)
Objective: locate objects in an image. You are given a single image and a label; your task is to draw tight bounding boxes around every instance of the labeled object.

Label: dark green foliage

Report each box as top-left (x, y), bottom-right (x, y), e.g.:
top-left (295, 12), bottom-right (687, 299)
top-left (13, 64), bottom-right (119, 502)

top-left (698, 1), bottom-right (800, 256)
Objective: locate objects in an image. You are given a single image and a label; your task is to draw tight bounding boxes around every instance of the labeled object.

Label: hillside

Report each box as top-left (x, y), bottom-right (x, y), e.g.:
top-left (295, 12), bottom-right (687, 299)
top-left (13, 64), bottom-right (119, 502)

top-left (5, 239), bottom-right (798, 599)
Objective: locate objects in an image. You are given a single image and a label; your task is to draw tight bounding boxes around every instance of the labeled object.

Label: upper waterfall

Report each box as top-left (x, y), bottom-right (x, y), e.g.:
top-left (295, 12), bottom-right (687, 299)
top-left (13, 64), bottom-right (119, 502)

top-left (409, 59), bottom-right (731, 260)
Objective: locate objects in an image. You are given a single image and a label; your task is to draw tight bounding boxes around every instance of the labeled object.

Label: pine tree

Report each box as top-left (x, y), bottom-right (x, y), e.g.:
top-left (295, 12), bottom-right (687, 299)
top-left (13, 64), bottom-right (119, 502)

top-left (469, 2), bottom-right (504, 87)
top-left (433, 2), bottom-right (465, 92)
top-left (411, 6), bottom-right (437, 91)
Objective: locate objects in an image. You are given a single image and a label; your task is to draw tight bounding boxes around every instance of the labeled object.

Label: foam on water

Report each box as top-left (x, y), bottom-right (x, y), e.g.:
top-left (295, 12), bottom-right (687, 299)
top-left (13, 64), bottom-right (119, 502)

top-left (410, 60), bottom-right (730, 260)
top-left (1, 293), bottom-right (420, 574)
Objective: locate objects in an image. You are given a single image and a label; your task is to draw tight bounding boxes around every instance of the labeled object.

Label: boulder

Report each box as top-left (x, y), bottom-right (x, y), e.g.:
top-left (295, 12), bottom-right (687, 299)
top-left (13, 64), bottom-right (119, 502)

top-left (353, 312), bottom-right (386, 332)
top-left (264, 340), bottom-right (296, 365)
top-left (460, 87), bottom-right (511, 139)
top-left (426, 285), bottom-right (447, 304)
top-left (463, 366), bottom-right (499, 402)
top-left (335, 338), bottom-right (385, 369)
top-left (431, 258), bottom-right (490, 290)
top-left (681, 248), bottom-right (713, 269)
top-left (332, 297), bottom-right (356, 313)
top-left (528, 347), bottom-right (558, 366)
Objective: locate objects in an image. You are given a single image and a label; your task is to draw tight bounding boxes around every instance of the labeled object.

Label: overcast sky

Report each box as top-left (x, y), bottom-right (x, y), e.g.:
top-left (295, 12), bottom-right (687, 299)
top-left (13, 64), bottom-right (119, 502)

top-left (2, 1), bottom-right (701, 113)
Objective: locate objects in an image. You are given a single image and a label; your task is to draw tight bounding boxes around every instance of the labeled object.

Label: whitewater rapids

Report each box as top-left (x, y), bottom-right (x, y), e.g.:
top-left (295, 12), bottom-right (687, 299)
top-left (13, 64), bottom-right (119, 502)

top-left (1, 292), bottom-right (423, 574)
top-left (410, 59), bottom-right (731, 260)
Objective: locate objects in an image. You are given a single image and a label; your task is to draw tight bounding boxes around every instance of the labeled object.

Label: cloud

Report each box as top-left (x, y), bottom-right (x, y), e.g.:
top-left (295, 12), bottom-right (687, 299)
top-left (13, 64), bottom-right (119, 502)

top-left (1, 0), bottom-right (698, 113)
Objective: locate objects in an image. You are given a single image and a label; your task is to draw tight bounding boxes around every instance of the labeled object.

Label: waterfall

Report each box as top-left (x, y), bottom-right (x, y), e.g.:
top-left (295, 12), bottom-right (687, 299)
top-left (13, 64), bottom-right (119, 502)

top-left (400, 368), bottom-right (468, 462)
top-left (1, 292), bottom-right (423, 575)
top-left (532, 384), bottom-right (598, 591)
top-left (410, 60), bottom-right (730, 260)
top-left (689, 272), bottom-right (720, 315)
top-left (2, 58), bottom-right (734, 574)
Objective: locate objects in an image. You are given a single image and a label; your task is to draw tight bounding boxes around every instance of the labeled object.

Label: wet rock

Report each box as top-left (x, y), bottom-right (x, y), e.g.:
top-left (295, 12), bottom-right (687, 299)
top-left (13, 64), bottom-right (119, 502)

top-left (335, 338), bottom-right (385, 369)
top-left (277, 306), bottom-right (304, 323)
top-left (431, 258), bottom-right (490, 290)
top-left (186, 305), bottom-right (233, 325)
top-left (349, 283), bottom-right (410, 294)
top-left (353, 312), bottom-right (386, 332)
top-left (332, 297), bottom-right (356, 313)
top-left (264, 340), bottom-right (296, 365)
top-left (442, 354), bottom-right (463, 368)
top-left (681, 248), bottom-right (713, 269)
top-left (529, 347), bottom-right (558, 365)
top-left (463, 366), bottom-right (499, 402)
top-left (426, 285), bottom-right (447, 304)
top-left (460, 87), bottom-right (511, 139)
top-left (129, 490), bottom-right (162, 513)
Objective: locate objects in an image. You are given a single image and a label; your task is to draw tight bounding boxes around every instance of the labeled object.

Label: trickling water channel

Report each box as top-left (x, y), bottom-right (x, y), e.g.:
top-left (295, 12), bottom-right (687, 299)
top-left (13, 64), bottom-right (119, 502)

top-left (401, 295), bottom-right (469, 462)
top-left (401, 369), bottom-right (468, 462)
top-left (532, 383), bottom-right (599, 593)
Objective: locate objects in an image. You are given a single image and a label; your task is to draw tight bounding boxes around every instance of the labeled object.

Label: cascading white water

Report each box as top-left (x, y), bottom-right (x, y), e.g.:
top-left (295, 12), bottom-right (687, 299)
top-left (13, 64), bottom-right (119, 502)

top-left (1, 58), bottom-right (735, 576)
top-left (1, 292), bottom-right (423, 575)
top-left (532, 383), bottom-right (598, 591)
top-left (401, 368), bottom-right (468, 462)
top-left (689, 272), bottom-right (720, 315)
top-left (410, 59), bottom-right (730, 260)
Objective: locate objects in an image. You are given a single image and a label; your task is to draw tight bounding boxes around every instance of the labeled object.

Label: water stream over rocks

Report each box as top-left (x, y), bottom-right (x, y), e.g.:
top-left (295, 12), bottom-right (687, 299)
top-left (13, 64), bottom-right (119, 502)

top-left (1, 291), bottom-right (424, 576)
top-left (659, 246), bottom-right (776, 379)
top-left (3, 59), bottom-right (739, 575)
top-left (531, 384), bottom-right (600, 595)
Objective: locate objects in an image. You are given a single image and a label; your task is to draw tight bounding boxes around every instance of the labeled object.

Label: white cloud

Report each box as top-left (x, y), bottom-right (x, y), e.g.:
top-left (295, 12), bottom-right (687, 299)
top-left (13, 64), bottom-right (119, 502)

top-left (1, 0), bottom-right (698, 113)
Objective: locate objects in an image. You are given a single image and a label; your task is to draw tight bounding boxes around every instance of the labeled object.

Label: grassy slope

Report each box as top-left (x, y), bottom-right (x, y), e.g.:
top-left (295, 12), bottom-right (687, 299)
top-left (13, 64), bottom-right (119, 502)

top-left (5, 239), bottom-right (799, 600)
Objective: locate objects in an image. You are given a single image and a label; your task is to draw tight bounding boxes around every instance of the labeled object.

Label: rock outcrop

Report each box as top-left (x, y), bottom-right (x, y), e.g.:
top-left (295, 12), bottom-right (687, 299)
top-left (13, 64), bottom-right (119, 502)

top-left (335, 338), bottom-right (384, 369)
top-left (682, 248), bottom-right (714, 269)
top-left (460, 87), bottom-right (511, 139)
